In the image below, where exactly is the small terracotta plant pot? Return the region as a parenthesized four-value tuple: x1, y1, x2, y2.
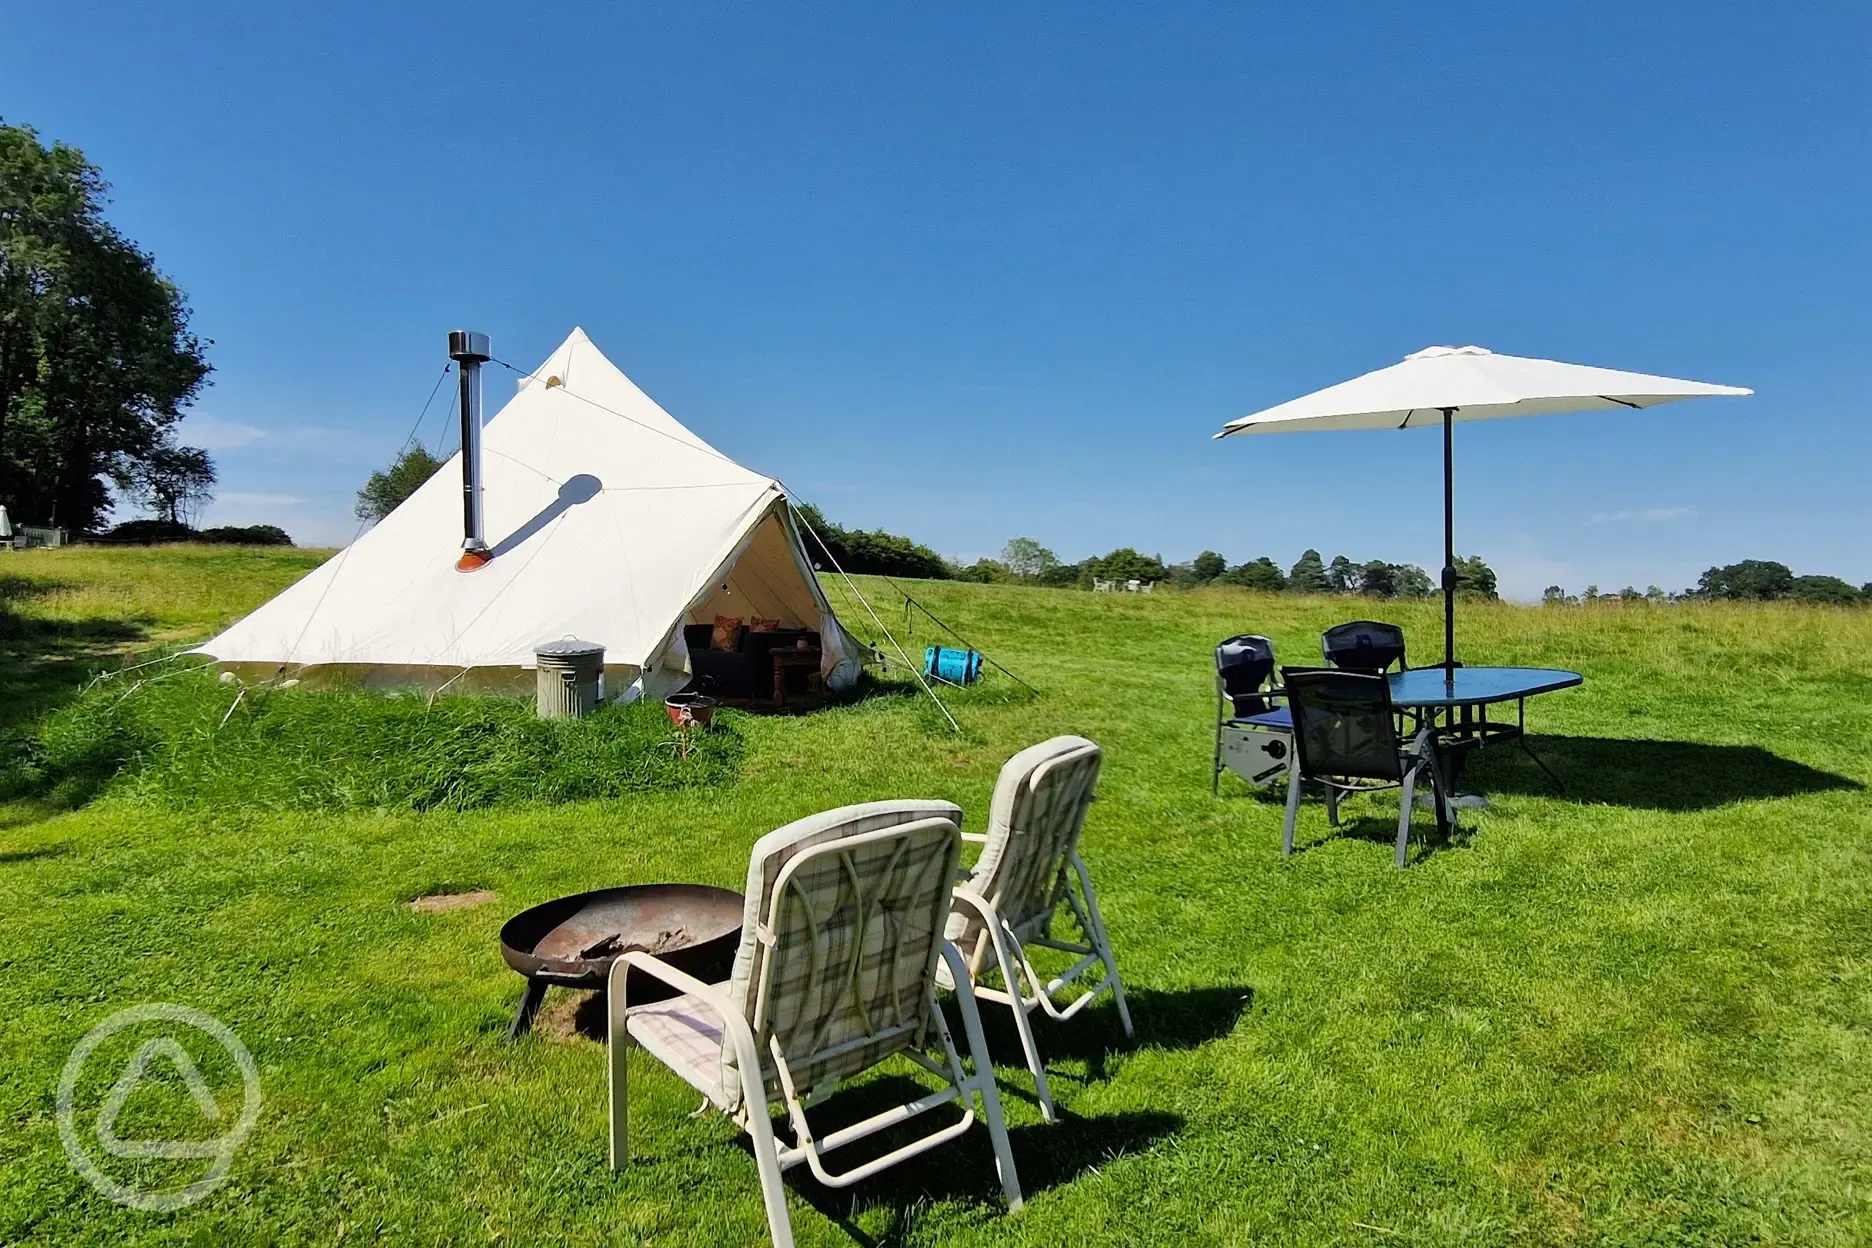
(664, 692, 716, 730)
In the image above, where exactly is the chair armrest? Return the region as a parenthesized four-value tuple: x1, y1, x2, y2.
(955, 832, 988, 879)
(612, 950, 727, 1004)
(1402, 726, 1439, 761)
(950, 886, 997, 925)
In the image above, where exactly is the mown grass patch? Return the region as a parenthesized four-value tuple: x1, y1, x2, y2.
(2, 667, 742, 812)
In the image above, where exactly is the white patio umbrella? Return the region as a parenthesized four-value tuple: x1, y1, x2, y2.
(1214, 345, 1751, 680)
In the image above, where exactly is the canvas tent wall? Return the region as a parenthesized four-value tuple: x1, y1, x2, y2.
(196, 328, 865, 697)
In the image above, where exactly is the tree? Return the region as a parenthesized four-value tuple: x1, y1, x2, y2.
(1392, 563, 1436, 598)
(1583, 584, 1601, 604)
(1542, 585, 1569, 606)
(1087, 547, 1166, 585)
(99, 518, 197, 544)
(1220, 556, 1286, 593)
(1645, 585, 1668, 604)
(843, 529, 951, 579)
(1000, 536, 1059, 581)
(1287, 549, 1328, 595)
(953, 557, 1013, 584)
(1358, 559, 1398, 598)
(1789, 574, 1862, 606)
(1324, 555, 1360, 595)
(1453, 554, 1499, 599)
(355, 443, 445, 523)
(201, 524, 291, 546)
(1, 119, 212, 532)
(1037, 560, 1086, 587)
(789, 502, 951, 579)
(1697, 559, 1794, 601)
(1191, 550, 1227, 583)
(116, 438, 214, 525)
(1618, 585, 1643, 604)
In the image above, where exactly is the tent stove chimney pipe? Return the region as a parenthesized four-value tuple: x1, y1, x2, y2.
(449, 330, 492, 572)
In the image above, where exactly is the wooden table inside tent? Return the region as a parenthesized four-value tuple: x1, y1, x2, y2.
(770, 646, 824, 706)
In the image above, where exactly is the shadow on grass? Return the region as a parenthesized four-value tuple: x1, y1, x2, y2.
(1285, 807, 1463, 868)
(820, 670, 926, 711)
(1471, 734, 1862, 810)
(0, 843, 68, 864)
(785, 1092, 1183, 1246)
(697, 670, 924, 722)
(1, 585, 155, 733)
(585, 984, 1212, 1241)
(969, 984, 1252, 1086)
(0, 572, 82, 603)
(528, 982, 1250, 1062)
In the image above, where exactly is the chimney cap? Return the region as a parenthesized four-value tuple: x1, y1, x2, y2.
(448, 330, 491, 363)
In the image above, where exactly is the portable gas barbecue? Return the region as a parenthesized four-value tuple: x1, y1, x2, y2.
(498, 883, 743, 1039)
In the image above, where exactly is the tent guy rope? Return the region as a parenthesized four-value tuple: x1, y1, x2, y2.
(888, 584, 1038, 695)
(789, 503, 960, 733)
(271, 362, 457, 678)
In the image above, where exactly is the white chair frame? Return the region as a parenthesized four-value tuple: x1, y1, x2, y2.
(608, 820, 1022, 1248)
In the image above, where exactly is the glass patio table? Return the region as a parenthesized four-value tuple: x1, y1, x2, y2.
(1387, 666, 1583, 791)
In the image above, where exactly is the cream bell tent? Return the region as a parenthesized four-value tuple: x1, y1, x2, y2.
(197, 328, 865, 697)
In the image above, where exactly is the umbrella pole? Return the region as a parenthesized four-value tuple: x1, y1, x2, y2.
(1441, 406, 1456, 684)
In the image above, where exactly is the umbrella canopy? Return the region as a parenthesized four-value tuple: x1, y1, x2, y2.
(1216, 345, 1751, 436)
(1214, 345, 1751, 677)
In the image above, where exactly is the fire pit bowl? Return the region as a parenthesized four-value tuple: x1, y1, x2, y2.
(499, 883, 744, 1040)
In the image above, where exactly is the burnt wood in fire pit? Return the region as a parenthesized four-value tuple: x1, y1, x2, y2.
(498, 883, 743, 1040)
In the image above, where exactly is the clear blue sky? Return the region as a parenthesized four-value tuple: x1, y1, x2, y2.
(8, 2, 1868, 598)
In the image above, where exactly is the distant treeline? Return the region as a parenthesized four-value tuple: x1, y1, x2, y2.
(91, 520, 293, 546)
(956, 541, 1500, 600)
(791, 503, 953, 580)
(790, 506, 1498, 599)
(1545, 560, 1871, 607)
(791, 508, 1867, 607)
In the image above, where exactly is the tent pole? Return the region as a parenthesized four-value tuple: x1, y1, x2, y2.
(1441, 406, 1456, 684)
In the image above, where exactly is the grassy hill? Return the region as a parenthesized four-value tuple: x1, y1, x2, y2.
(2, 545, 1869, 1245)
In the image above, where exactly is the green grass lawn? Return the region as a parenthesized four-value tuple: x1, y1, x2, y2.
(2, 545, 1870, 1245)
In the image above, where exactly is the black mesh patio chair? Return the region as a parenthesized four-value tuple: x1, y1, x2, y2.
(1212, 635, 1293, 793)
(1279, 666, 1451, 868)
(1321, 620, 1408, 673)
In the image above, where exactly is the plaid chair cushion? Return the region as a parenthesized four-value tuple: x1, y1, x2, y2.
(946, 737, 1102, 973)
(717, 800, 963, 1108)
(627, 993, 753, 1109)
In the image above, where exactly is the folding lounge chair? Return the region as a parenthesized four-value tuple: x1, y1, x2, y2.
(608, 800, 1021, 1248)
(1321, 620, 1408, 673)
(940, 736, 1133, 1123)
(1280, 667, 1452, 868)
(1213, 634, 1293, 793)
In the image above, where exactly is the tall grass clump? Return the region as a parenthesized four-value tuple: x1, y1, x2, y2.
(1, 667, 741, 811)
